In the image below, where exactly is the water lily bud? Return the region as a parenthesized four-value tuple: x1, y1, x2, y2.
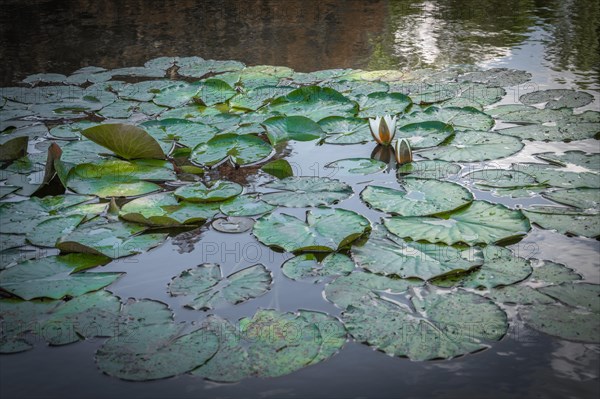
(395, 138, 412, 165)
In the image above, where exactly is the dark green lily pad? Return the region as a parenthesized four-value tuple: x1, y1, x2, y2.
(318, 116, 372, 144)
(119, 192, 221, 226)
(356, 92, 412, 118)
(352, 225, 482, 280)
(396, 121, 454, 149)
(417, 131, 523, 162)
(325, 158, 386, 175)
(168, 263, 272, 310)
(26, 214, 85, 247)
(261, 177, 353, 207)
(520, 89, 594, 109)
(191, 133, 273, 167)
(253, 208, 370, 252)
(396, 160, 461, 180)
(262, 116, 324, 145)
(81, 124, 166, 160)
(174, 180, 242, 202)
(343, 289, 507, 360)
(0, 136, 28, 162)
(261, 159, 294, 179)
(0, 254, 118, 300)
(361, 179, 473, 216)
(219, 195, 275, 216)
(282, 253, 355, 282)
(384, 201, 531, 246)
(268, 86, 357, 121)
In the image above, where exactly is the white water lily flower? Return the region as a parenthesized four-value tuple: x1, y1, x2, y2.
(395, 138, 413, 165)
(369, 115, 397, 145)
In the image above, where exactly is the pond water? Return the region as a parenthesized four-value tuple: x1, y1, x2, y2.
(1, 1, 599, 398)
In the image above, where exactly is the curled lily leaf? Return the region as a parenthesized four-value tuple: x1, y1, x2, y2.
(368, 115, 397, 145)
(395, 138, 413, 165)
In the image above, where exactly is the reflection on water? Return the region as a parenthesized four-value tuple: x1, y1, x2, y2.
(1, 0, 598, 88)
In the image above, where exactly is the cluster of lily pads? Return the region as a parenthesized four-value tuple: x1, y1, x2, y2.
(0, 56, 598, 382)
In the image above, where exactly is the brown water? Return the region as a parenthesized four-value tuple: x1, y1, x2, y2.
(1, 1, 599, 398)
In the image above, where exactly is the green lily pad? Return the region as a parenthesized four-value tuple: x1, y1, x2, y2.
(57, 219, 167, 259)
(211, 217, 254, 233)
(458, 68, 531, 87)
(396, 121, 454, 149)
(282, 253, 355, 282)
(230, 86, 294, 111)
(297, 310, 347, 365)
(542, 188, 599, 210)
(357, 92, 412, 118)
(520, 89, 593, 109)
(514, 163, 599, 189)
(261, 177, 353, 207)
(262, 116, 324, 145)
(268, 86, 357, 121)
(0, 298, 59, 353)
(191, 133, 273, 167)
(522, 206, 600, 238)
(253, 208, 370, 252)
(219, 195, 275, 216)
(96, 322, 219, 381)
(26, 214, 85, 247)
(530, 260, 582, 285)
(487, 104, 573, 124)
(431, 246, 532, 289)
(178, 59, 245, 78)
(324, 271, 421, 309)
(396, 160, 461, 180)
(0, 186, 18, 199)
(325, 158, 386, 175)
(322, 79, 389, 101)
(0, 136, 28, 162)
(261, 159, 294, 179)
(174, 180, 242, 202)
(49, 121, 100, 140)
(318, 116, 372, 144)
(401, 106, 494, 131)
(463, 169, 546, 197)
(141, 118, 218, 149)
(537, 283, 600, 313)
(521, 303, 599, 343)
(0, 254, 118, 300)
(168, 263, 272, 310)
(342, 289, 507, 360)
(152, 82, 202, 108)
(417, 131, 523, 162)
(119, 192, 221, 226)
(81, 124, 165, 160)
(535, 151, 599, 171)
(361, 180, 472, 216)
(384, 201, 531, 246)
(352, 225, 482, 280)
(195, 79, 236, 106)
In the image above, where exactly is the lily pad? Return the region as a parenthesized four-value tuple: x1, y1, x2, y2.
(342, 289, 507, 360)
(401, 106, 494, 131)
(261, 159, 294, 179)
(325, 158, 386, 175)
(141, 118, 217, 149)
(361, 180, 472, 216)
(458, 68, 532, 87)
(174, 180, 242, 202)
(261, 116, 324, 145)
(268, 86, 357, 121)
(396, 121, 454, 149)
(177, 59, 245, 78)
(168, 263, 272, 310)
(487, 104, 572, 124)
(261, 177, 353, 207)
(535, 151, 599, 171)
(195, 79, 236, 106)
(318, 117, 372, 144)
(153, 82, 202, 108)
(49, 121, 100, 140)
(57, 219, 167, 259)
(463, 169, 546, 197)
(521, 303, 599, 343)
(324, 271, 421, 309)
(352, 225, 482, 280)
(417, 131, 523, 162)
(119, 192, 221, 226)
(542, 188, 599, 210)
(211, 217, 254, 233)
(357, 92, 412, 118)
(230, 86, 294, 111)
(0, 136, 28, 161)
(514, 163, 599, 189)
(219, 195, 275, 216)
(191, 133, 273, 167)
(282, 253, 355, 282)
(26, 214, 85, 247)
(253, 208, 370, 252)
(0, 254, 118, 300)
(81, 124, 166, 160)
(384, 201, 531, 246)
(520, 89, 594, 109)
(396, 160, 461, 180)
(522, 206, 600, 238)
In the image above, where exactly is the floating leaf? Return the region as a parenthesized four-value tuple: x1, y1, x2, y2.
(178, 59, 245, 78)
(542, 188, 599, 210)
(0, 299, 59, 353)
(174, 180, 242, 202)
(401, 106, 494, 131)
(268, 86, 357, 121)
(530, 260, 582, 285)
(169, 263, 271, 310)
(487, 104, 572, 124)
(520, 89, 594, 109)
(322, 79, 389, 100)
(352, 225, 482, 280)
(0, 254, 117, 300)
(261, 159, 294, 179)
(191, 133, 273, 167)
(417, 131, 523, 162)
(141, 118, 217, 149)
(119, 192, 220, 226)
(458, 68, 531, 87)
(219, 195, 275, 216)
(325, 158, 386, 175)
(57, 219, 167, 259)
(262, 116, 324, 145)
(535, 151, 599, 171)
(49, 121, 100, 140)
(514, 163, 599, 189)
(282, 253, 355, 282)
(384, 201, 531, 246)
(230, 86, 294, 111)
(195, 79, 236, 106)
(356, 92, 412, 118)
(521, 303, 599, 343)
(253, 208, 370, 252)
(361, 180, 472, 217)
(0, 136, 28, 162)
(26, 214, 84, 247)
(522, 206, 600, 238)
(463, 169, 546, 197)
(81, 124, 165, 160)
(153, 82, 202, 108)
(396, 160, 461, 180)
(318, 116, 372, 144)
(261, 177, 352, 207)
(396, 121, 454, 149)
(211, 217, 254, 233)
(343, 289, 507, 360)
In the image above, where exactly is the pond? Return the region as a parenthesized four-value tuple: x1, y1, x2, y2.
(0, 1, 599, 398)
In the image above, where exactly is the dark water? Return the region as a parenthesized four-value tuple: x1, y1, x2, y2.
(1, 1, 599, 398)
